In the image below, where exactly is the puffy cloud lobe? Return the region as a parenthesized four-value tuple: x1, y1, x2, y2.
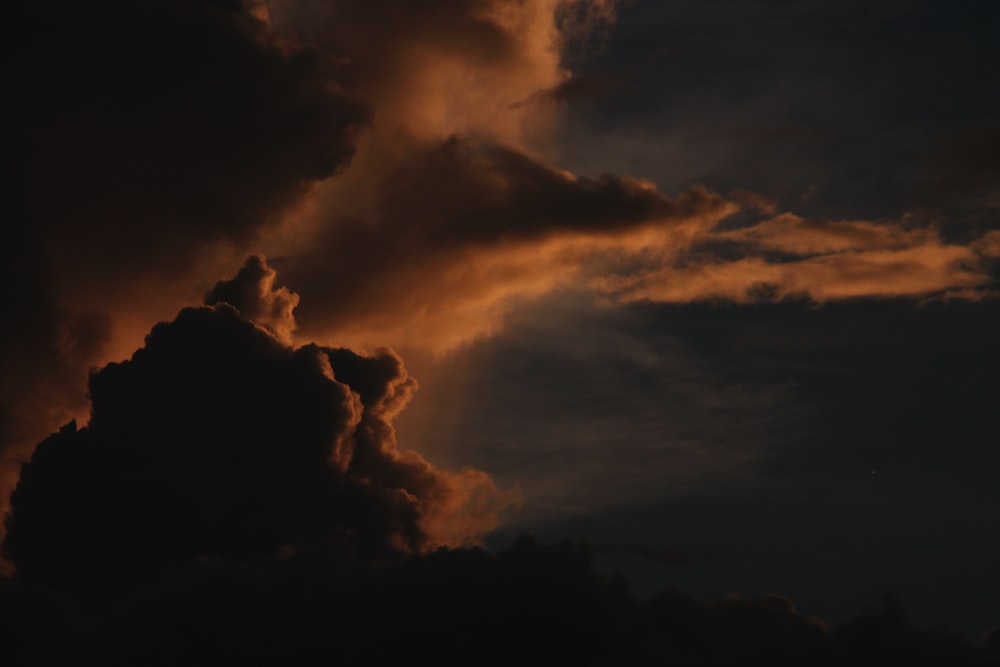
(3, 292, 509, 593)
(205, 255, 299, 343)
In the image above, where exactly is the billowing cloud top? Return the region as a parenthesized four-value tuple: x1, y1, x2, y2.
(4, 258, 511, 593)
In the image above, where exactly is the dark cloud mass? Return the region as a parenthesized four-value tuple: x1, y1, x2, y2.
(0, 0, 367, 534)
(3, 259, 507, 594)
(8, 0, 365, 274)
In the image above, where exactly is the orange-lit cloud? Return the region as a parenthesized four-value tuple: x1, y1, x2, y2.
(4, 259, 515, 591)
(0, 0, 619, 566)
(0, 0, 370, 558)
(263, 0, 617, 145)
(282, 139, 738, 351)
(599, 214, 993, 305)
(714, 213, 939, 255)
(600, 244, 988, 304)
(205, 255, 300, 344)
(278, 143, 997, 350)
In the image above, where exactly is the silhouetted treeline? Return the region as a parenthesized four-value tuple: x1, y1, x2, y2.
(1, 537, 996, 666)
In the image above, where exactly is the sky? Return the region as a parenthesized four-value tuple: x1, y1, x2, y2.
(3, 0, 1000, 662)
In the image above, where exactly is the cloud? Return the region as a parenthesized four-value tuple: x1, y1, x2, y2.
(603, 244, 987, 304)
(283, 138, 738, 351)
(205, 255, 300, 343)
(714, 213, 939, 255)
(0, 0, 369, 548)
(278, 137, 998, 351)
(264, 0, 614, 143)
(0, 0, 626, 571)
(0, 0, 626, 478)
(599, 214, 994, 305)
(3, 264, 512, 593)
(8, 0, 366, 288)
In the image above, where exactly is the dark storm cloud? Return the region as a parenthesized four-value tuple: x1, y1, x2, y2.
(7, 0, 366, 283)
(3, 270, 507, 594)
(0, 0, 368, 529)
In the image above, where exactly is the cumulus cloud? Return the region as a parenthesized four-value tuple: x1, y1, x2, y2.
(3, 262, 512, 593)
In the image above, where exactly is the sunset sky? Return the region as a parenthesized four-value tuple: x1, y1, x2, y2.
(3, 0, 1000, 659)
